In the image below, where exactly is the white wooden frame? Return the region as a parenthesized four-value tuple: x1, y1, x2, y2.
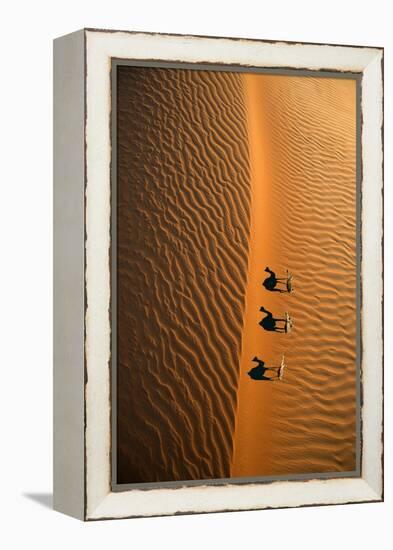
(53, 28, 383, 521)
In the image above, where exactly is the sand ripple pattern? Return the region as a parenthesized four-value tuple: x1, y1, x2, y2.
(255, 76, 357, 474)
(116, 67, 251, 483)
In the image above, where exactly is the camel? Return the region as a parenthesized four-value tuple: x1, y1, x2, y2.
(258, 306, 290, 333)
(247, 356, 286, 381)
(262, 267, 293, 293)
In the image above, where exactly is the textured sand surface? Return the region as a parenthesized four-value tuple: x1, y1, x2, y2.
(116, 67, 358, 484)
(116, 67, 251, 483)
(232, 74, 357, 477)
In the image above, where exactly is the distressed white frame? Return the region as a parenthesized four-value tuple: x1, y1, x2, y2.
(55, 29, 384, 521)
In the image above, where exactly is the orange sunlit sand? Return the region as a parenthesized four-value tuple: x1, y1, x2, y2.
(232, 74, 357, 477)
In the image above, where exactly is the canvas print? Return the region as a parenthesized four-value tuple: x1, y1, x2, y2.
(113, 65, 359, 485)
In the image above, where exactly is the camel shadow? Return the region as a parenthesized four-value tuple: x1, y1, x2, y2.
(258, 306, 289, 333)
(262, 267, 291, 293)
(248, 356, 281, 381)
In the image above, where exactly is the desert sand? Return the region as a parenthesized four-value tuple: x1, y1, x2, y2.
(116, 67, 251, 483)
(116, 66, 357, 484)
(231, 74, 357, 477)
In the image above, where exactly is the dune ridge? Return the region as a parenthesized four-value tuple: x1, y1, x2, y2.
(116, 67, 252, 483)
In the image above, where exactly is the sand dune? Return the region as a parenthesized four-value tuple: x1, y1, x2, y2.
(116, 67, 251, 483)
(231, 75, 357, 477)
(116, 67, 358, 484)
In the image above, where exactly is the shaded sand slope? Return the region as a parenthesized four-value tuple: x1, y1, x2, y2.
(232, 75, 357, 477)
(116, 67, 251, 483)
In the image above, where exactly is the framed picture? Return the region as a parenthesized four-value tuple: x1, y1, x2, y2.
(53, 28, 383, 520)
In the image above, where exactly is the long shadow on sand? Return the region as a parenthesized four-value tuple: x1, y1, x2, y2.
(262, 267, 289, 292)
(248, 357, 280, 381)
(258, 306, 287, 333)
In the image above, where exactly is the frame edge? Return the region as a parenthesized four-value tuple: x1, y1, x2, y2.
(53, 29, 86, 521)
(83, 30, 384, 520)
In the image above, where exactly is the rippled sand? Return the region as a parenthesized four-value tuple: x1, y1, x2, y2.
(116, 67, 251, 483)
(232, 74, 357, 477)
(116, 67, 357, 484)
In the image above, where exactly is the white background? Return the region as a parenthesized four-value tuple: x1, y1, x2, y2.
(0, 0, 391, 548)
